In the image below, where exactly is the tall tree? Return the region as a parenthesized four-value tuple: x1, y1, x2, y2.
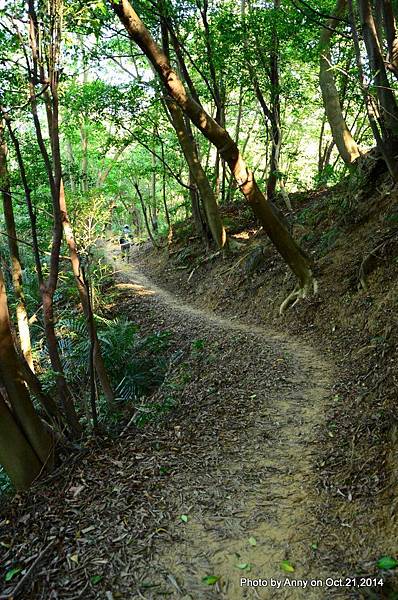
(319, 0, 360, 164)
(110, 0, 316, 309)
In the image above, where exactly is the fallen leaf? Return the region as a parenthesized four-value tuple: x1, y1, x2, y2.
(281, 560, 295, 573)
(236, 563, 251, 571)
(377, 556, 398, 570)
(202, 575, 219, 585)
(5, 567, 22, 582)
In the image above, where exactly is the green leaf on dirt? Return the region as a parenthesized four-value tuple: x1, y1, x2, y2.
(248, 536, 257, 546)
(236, 563, 251, 571)
(377, 556, 398, 570)
(281, 560, 295, 573)
(180, 514, 189, 523)
(5, 567, 22, 582)
(310, 543, 318, 551)
(202, 575, 220, 585)
(90, 575, 103, 585)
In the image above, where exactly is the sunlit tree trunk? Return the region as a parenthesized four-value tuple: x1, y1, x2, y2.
(0, 120, 34, 371)
(111, 0, 315, 305)
(320, 0, 360, 164)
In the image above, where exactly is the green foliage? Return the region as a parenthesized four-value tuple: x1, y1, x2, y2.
(314, 165, 341, 188)
(38, 315, 172, 417)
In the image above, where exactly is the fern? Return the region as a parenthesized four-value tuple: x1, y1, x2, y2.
(36, 314, 171, 412)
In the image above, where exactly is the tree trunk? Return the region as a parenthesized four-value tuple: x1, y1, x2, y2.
(111, 0, 315, 305)
(0, 266, 53, 469)
(166, 99, 227, 249)
(320, 0, 360, 164)
(0, 120, 34, 371)
(0, 390, 43, 491)
(190, 178, 209, 245)
(134, 181, 160, 247)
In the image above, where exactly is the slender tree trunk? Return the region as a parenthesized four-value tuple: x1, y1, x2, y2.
(0, 120, 34, 371)
(82, 268, 99, 430)
(151, 148, 158, 231)
(4, 119, 64, 425)
(111, 0, 315, 304)
(358, 0, 398, 149)
(267, 0, 282, 200)
(320, 0, 360, 164)
(134, 181, 160, 247)
(160, 139, 172, 241)
(59, 181, 115, 408)
(5, 118, 43, 283)
(226, 84, 244, 202)
(80, 124, 89, 192)
(348, 0, 398, 180)
(382, 0, 398, 79)
(190, 178, 209, 245)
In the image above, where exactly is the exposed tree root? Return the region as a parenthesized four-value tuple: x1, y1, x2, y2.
(279, 278, 318, 315)
(358, 233, 398, 290)
(187, 250, 223, 282)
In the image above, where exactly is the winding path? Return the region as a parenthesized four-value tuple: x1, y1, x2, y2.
(110, 246, 336, 599)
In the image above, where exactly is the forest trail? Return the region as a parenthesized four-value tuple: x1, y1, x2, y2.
(108, 245, 337, 599)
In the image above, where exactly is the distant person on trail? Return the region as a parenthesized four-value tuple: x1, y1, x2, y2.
(120, 225, 131, 262)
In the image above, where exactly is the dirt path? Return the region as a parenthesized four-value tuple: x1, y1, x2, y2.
(110, 248, 338, 599)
